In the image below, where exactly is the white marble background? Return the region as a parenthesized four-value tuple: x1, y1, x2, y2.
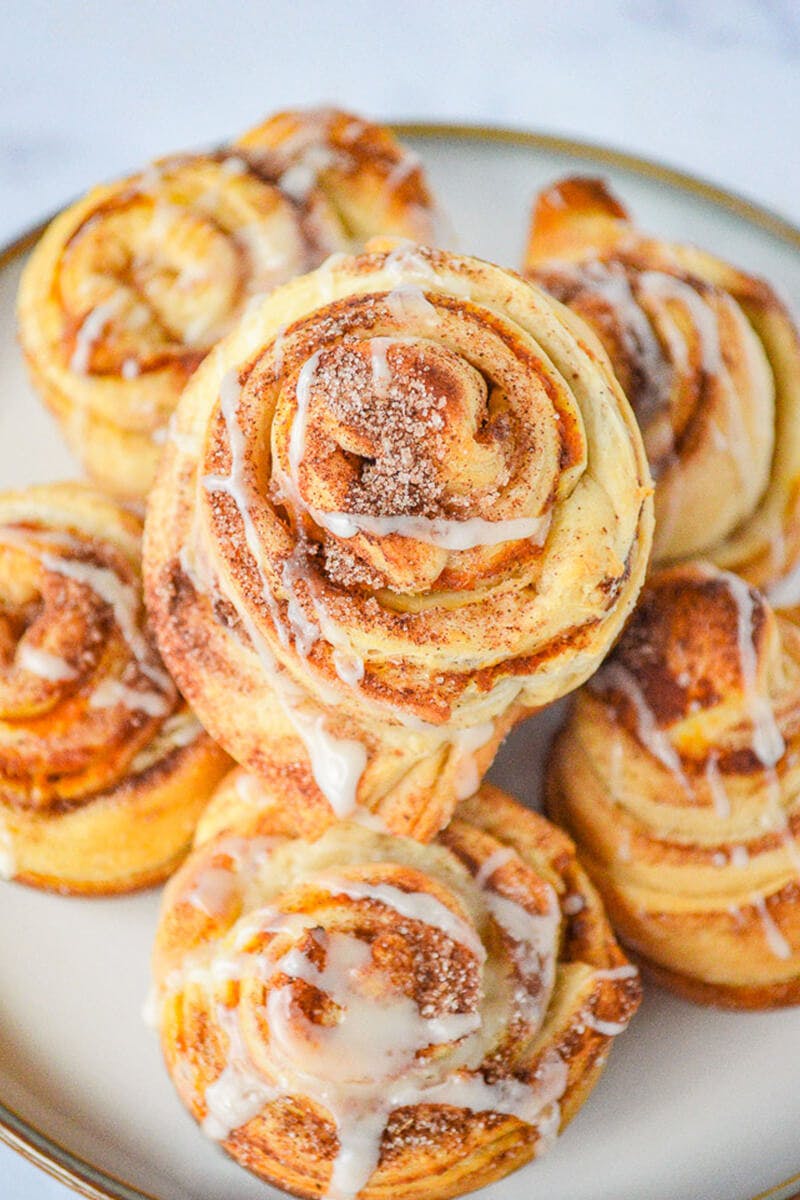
(1, 0, 799, 1195)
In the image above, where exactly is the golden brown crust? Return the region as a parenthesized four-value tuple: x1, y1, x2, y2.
(0, 482, 230, 893)
(234, 107, 442, 246)
(143, 242, 652, 839)
(546, 560, 800, 1008)
(17, 109, 443, 500)
(524, 176, 800, 587)
(151, 783, 640, 1199)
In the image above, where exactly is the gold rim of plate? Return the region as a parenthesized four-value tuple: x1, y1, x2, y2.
(1, 119, 800, 1200)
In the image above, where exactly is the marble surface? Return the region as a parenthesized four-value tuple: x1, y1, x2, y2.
(1, 1, 799, 1197)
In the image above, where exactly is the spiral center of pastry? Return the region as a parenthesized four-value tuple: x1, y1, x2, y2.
(294, 339, 508, 516)
(266, 296, 573, 596)
(58, 157, 336, 374)
(250, 861, 484, 1089)
(266, 924, 479, 1087)
(0, 521, 176, 807)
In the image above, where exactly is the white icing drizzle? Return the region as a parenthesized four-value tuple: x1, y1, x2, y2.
(583, 1012, 631, 1037)
(474, 847, 515, 888)
(554, 261, 673, 424)
(187, 836, 276, 922)
(616, 826, 632, 862)
(722, 571, 785, 766)
(638, 272, 755, 485)
(279, 145, 337, 202)
(313, 509, 552, 550)
(704, 753, 731, 819)
(385, 285, 439, 326)
(204, 367, 291, 647)
(598, 662, 691, 790)
(121, 357, 140, 380)
(129, 711, 203, 773)
(202, 1001, 276, 1139)
(186, 867, 240, 918)
(277, 321, 529, 569)
(369, 336, 397, 396)
(752, 894, 792, 960)
(384, 149, 421, 194)
(316, 252, 348, 304)
(221, 155, 248, 176)
(281, 546, 365, 687)
(282, 551, 320, 658)
(729, 845, 750, 868)
(485, 890, 558, 996)
(14, 643, 76, 681)
(451, 722, 497, 800)
(69, 294, 124, 374)
(202, 368, 368, 820)
(383, 243, 471, 297)
(39, 552, 172, 692)
(196, 874, 569, 1199)
(594, 964, 638, 982)
(637, 271, 723, 375)
(0, 529, 172, 716)
(89, 677, 170, 717)
(317, 876, 485, 961)
(285, 710, 367, 819)
(561, 893, 585, 916)
(269, 932, 479, 1082)
(477, 863, 560, 1029)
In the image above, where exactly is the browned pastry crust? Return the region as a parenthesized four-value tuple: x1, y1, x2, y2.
(546, 560, 800, 1007)
(0, 482, 230, 893)
(524, 176, 800, 587)
(234, 107, 443, 246)
(17, 108, 443, 499)
(151, 783, 640, 1199)
(144, 242, 653, 841)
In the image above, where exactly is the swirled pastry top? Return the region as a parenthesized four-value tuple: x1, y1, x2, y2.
(144, 243, 653, 820)
(151, 785, 640, 1200)
(547, 561, 800, 1004)
(0, 482, 186, 812)
(17, 109, 442, 498)
(524, 176, 800, 585)
(234, 107, 442, 245)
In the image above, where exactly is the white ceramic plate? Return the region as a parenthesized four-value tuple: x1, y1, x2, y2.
(2, 125, 800, 1200)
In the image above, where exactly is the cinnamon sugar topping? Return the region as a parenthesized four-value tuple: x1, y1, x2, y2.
(310, 342, 449, 518)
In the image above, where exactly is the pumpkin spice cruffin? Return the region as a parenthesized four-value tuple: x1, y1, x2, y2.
(547, 561, 800, 1008)
(524, 175, 800, 589)
(143, 241, 653, 843)
(149, 782, 640, 1200)
(17, 107, 442, 499)
(16, 107, 795, 1200)
(0, 482, 230, 894)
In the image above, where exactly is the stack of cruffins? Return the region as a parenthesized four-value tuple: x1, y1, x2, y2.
(3, 107, 799, 1199)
